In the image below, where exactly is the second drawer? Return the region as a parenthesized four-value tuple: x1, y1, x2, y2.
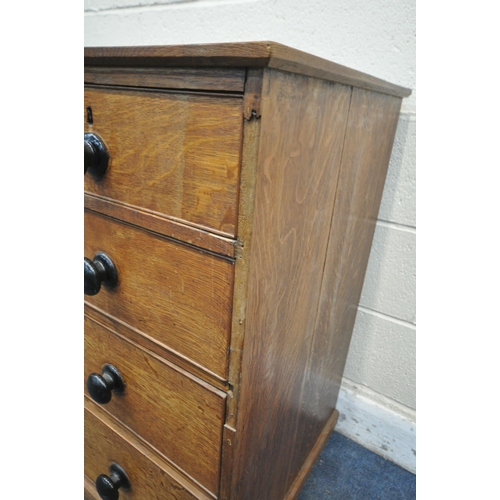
(84, 315, 226, 494)
(84, 210, 234, 379)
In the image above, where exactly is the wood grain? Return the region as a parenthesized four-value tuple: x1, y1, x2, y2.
(85, 67, 245, 92)
(83, 45, 410, 500)
(85, 42, 271, 69)
(227, 69, 352, 500)
(85, 315, 226, 494)
(84, 42, 411, 97)
(218, 425, 236, 500)
(295, 89, 403, 466)
(242, 69, 264, 120)
(284, 410, 339, 500)
(84, 399, 213, 500)
(223, 69, 264, 433)
(84, 194, 236, 259)
(84, 475, 99, 500)
(84, 210, 234, 379)
(84, 303, 229, 390)
(266, 43, 411, 97)
(84, 87, 243, 237)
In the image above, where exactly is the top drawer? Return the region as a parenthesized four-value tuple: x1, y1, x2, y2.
(84, 87, 243, 237)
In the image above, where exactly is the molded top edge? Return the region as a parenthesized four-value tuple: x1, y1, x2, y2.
(84, 41, 411, 98)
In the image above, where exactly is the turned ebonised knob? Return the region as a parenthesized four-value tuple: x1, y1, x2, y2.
(87, 363, 125, 405)
(96, 463, 131, 500)
(85, 132, 109, 177)
(84, 252, 118, 296)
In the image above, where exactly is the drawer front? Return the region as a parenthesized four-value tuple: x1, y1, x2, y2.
(84, 210, 234, 379)
(84, 402, 212, 500)
(84, 87, 243, 237)
(85, 316, 226, 494)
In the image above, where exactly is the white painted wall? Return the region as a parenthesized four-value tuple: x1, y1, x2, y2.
(85, 0, 416, 471)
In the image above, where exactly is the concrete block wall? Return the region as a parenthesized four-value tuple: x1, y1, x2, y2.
(85, 0, 416, 472)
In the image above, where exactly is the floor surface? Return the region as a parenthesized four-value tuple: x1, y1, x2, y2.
(297, 432, 416, 499)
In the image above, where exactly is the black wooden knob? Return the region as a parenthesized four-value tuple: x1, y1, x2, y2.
(96, 463, 131, 500)
(84, 252, 118, 296)
(85, 132, 109, 177)
(87, 364, 125, 405)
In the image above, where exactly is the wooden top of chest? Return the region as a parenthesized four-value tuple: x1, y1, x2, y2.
(84, 41, 411, 98)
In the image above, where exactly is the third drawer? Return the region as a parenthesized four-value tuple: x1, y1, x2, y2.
(84, 314, 226, 495)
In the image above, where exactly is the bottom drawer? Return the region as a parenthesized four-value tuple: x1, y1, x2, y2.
(84, 400, 212, 500)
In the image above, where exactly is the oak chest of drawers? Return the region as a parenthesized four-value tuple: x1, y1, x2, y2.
(84, 42, 410, 500)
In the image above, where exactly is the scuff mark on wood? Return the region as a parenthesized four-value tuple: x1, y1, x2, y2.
(243, 68, 264, 120)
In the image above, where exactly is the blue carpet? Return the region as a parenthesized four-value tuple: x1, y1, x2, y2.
(297, 432, 416, 500)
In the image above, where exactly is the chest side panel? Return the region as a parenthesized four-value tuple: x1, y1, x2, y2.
(228, 69, 352, 500)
